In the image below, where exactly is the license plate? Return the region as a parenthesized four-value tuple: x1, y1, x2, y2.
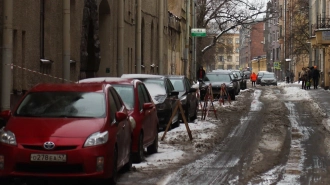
(30, 154, 67, 162)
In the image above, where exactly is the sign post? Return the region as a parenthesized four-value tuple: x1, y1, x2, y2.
(191, 28, 206, 37)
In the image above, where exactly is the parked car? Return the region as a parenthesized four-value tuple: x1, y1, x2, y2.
(166, 75, 198, 122)
(121, 74, 179, 130)
(78, 77, 159, 163)
(243, 71, 251, 79)
(0, 83, 132, 185)
(231, 70, 247, 90)
(256, 71, 270, 84)
(199, 70, 239, 101)
(260, 72, 278, 86)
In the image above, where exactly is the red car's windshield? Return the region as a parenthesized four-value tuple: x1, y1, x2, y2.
(15, 92, 106, 118)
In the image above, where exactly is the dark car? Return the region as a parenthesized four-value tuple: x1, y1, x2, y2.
(166, 75, 198, 122)
(243, 71, 251, 79)
(0, 83, 132, 185)
(78, 77, 159, 163)
(256, 71, 270, 84)
(231, 70, 246, 90)
(260, 72, 277, 86)
(121, 74, 179, 131)
(199, 71, 239, 101)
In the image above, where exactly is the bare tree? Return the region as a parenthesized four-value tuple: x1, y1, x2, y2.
(195, 0, 270, 66)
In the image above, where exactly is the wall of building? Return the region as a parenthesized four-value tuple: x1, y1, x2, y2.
(250, 22, 266, 60)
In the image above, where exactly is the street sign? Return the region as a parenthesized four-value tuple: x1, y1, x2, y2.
(191, 28, 206, 37)
(274, 62, 281, 69)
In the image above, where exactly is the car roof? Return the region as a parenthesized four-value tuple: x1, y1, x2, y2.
(78, 77, 137, 85)
(207, 71, 231, 74)
(165, 75, 185, 79)
(30, 83, 105, 92)
(121, 74, 165, 79)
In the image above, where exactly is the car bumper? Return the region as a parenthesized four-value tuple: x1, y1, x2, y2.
(260, 82, 277, 86)
(0, 141, 114, 179)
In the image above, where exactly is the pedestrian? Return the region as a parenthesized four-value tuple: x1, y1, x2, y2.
(196, 66, 206, 81)
(290, 70, 295, 83)
(298, 71, 301, 84)
(299, 67, 307, 89)
(312, 66, 320, 89)
(250, 72, 257, 87)
(285, 69, 290, 83)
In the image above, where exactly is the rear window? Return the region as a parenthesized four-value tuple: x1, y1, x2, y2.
(263, 73, 275, 78)
(112, 85, 134, 110)
(15, 92, 106, 118)
(204, 74, 231, 82)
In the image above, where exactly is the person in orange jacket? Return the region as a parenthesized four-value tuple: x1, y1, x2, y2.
(250, 72, 257, 87)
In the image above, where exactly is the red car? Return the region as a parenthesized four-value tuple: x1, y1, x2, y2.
(79, 78, 159, 163)
(0, 83, 132, 184)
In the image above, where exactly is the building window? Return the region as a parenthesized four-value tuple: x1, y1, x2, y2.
(227, 38, 233, 44)
(219, 56, 224, 62)
(235, 38, 239, 44)
(218, 65, 224, 69)
(227, 56, 232, 62)
(40, 59, 53, 74)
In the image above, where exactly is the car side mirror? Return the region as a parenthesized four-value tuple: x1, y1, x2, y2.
(115, 112, 127, 123)
(0, 110, 11, 121)
(169, 91, 179, 96)
(188, 88, 197, 93)
(0, 110, 11, 128)
(143, 102, 153, 110)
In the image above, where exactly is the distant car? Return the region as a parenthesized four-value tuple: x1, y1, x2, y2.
(78, 77, 159, 163)
(257, 71, 270, 84)
(231, 70, 247, 90)
(166, 75, 198, 122)
(260, 72, 277, 86)
(199, 70, 239, 101)
(243, 71, 251, 79)
(121, 74, 179, 131)
(0, 83, 132, 185)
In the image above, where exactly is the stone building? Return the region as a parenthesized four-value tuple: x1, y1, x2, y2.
(215, 33, 240, 70)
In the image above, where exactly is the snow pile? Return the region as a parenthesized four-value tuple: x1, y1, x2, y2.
(282, 86, 311, 100)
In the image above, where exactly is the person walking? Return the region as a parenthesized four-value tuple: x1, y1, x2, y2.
(299, 67, 307, 89)
(312, 66, 320, 89)
(250, 72, 257, 87)
(196, 66, 206, 80)
(290, 70, 295, 83)
(285, 69, 290, 83)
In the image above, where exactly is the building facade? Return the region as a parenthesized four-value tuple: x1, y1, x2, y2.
(215, 33, 240, 70)
(0, 0, 195, 110)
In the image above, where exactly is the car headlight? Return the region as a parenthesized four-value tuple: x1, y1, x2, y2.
(84, 131, 108, 147)
(154, 95, 166, 103)
(0, 129, 17, 145)
(129, 116, 136, 131)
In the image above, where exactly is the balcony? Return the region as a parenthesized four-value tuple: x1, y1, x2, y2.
(314, 15, 330, 45)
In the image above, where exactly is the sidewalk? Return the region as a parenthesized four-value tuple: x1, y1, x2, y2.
(306, 87, 330, 116)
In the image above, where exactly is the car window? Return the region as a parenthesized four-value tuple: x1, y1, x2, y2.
(141, 84, 151, 103)
(263, 73, 276, 78)
(137, 84, 145, 110)
(110, 88, 123, 111)
(108, 90, 117, 123)
(113, 85, 134, 110)
(15, 92, 106, 118)
(204, 74, 231, 82)
(169, 79, 185, 91)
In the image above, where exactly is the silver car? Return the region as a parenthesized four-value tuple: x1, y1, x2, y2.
(260, 72, 277, 86)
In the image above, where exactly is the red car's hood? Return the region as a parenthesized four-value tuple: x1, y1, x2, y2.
(5, 117, 106, 138)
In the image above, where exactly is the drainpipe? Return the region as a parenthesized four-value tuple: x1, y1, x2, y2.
(63, 0, 70, 83)
(136, 0, 141, 73)
(117, 0, 124, 76)
(191, 0, 195, 80)
(40, 0, 45, 59)
(158, 0, 164, 74)
(1, 0, 13, 111)
(185, 0, 190, 76)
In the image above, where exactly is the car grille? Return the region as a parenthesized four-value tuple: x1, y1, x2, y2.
(22, 145, 78, 151)
(15, 163, 84, 174)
